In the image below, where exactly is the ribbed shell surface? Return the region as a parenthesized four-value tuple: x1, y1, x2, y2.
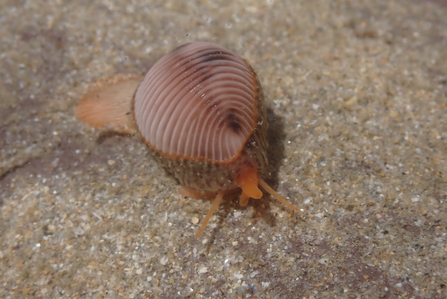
(134, 42, 258, 163)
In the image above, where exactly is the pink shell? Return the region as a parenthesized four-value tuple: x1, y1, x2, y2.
(133, 42, 268, 192)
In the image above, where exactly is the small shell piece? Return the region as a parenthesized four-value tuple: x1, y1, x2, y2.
(75, 42, 299, 237)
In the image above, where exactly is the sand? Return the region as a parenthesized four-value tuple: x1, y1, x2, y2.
(1, 0, 446, 298)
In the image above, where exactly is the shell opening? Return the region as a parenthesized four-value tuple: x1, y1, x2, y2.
(195, 191, 224, 237)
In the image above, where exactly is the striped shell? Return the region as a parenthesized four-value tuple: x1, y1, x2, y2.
(134, 42, 268, 193)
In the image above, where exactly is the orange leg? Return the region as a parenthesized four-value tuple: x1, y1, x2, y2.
(259, 179, 299, 211)
(195, 191, 225, 237)
(236, 165, 299, 211)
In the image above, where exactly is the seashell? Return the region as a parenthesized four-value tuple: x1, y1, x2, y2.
(76, 42, 299, 237)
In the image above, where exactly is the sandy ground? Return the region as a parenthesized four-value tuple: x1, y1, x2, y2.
(1, 0, 447, 298)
